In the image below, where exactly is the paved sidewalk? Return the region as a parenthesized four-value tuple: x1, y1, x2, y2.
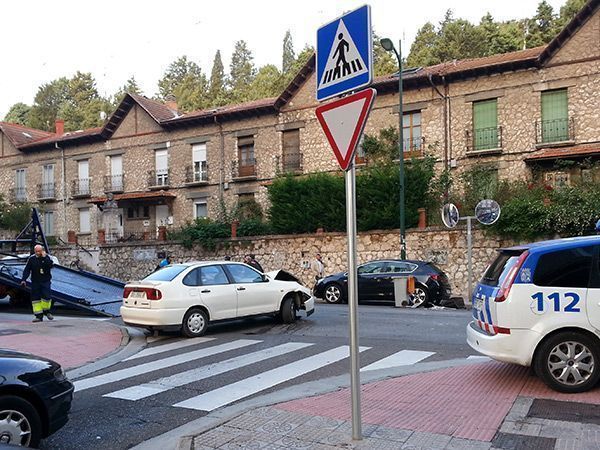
(184, 361, 600, 450)
(0, 316, 125, 370)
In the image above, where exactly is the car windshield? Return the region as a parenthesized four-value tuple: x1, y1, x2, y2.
(482, 251, 524, 286)
(143, 265, 188, 282)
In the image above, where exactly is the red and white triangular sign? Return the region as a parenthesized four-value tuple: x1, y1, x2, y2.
(316, 88, 376, 171)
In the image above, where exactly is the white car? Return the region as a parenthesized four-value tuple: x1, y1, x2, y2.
(121, 261, 315, 337)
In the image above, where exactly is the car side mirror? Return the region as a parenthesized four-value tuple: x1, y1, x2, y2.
(262, 274, 269, 282)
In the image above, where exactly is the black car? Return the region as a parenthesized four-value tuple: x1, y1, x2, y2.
(0, 350, 73, 448)
(313, 259, 452, 307)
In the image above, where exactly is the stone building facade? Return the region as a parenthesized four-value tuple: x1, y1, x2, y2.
(0, 1, 598, 245)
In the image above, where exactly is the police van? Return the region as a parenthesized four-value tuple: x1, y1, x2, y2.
(467, 236, 600, 393)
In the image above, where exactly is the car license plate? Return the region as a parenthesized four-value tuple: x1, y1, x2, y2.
(129, 291, 145, 299)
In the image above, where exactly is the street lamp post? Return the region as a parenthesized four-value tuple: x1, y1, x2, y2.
(380, 38, 406, 259)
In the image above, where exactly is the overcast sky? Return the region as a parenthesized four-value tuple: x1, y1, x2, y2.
(0, 0, 566, 119)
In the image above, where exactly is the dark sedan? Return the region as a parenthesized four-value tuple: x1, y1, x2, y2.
(313, 259, 452, 307)
(0, 350, 73, 448)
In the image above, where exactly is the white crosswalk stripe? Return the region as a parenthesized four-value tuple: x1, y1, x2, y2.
(74, 339, 260, 392)
(104, 342, 314, 401)
(124, 337, 215, 361)
(361, 350, 435, 372)
(173, 345, 370, 412)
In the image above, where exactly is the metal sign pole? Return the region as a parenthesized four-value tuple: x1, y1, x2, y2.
(345, 162, 362, 440)
(467, 216, 473, 302)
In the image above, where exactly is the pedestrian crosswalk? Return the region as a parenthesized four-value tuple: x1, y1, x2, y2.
(74, 337, 479, 413)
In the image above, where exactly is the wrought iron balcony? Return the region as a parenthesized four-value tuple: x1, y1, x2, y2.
(231, 159, 256, 179)
(466, 126, 503, 153)
(185, 164, 208, 184)
(37, 183, 56, 200)
(9, 187, 27, 203)
(104, 174, 124, 193)
(402, 136, 426, 157)
(148, 169, 170, 188)
(276, 153, 303, 174)
(536, 117, 575, 144)
(71, 178, 91, 197)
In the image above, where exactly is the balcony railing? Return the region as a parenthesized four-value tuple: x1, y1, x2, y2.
(231, 159, 256, 179)
(536, 117, 575, 144)
(185, 164, 208, 184)
(402, 136, 425, 157)
(10, 187, 27, 203)
(71, 178, 91, 197)
(37, 183, 56, 200)
(148, 169, 170, 188)
(104, 174, 124, 193)
(276, 153, 303, 174)
(466, 126, 503, 152)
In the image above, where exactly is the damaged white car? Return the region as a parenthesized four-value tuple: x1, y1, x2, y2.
(121, 261, 315, 337)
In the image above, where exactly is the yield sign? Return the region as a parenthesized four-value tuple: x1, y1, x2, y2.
(315, 88, 376, 171)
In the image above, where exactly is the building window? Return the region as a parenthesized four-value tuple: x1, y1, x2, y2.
(402, 111, 422, 152)
(237, 136, 255, 177)
(155, 149, 169, 186)
(42, 211, 54, 236)
(472, 99, 499, 150)
(545, 171, 570, 188)
(41, 164, 55, 198)
(109, 155, 124, 191)
(541, 89, 569, 143)
(79, 208, 91, 233)
(282, 129, 301, 171)
(127, 206, 150, 219)
(14, 169, 26, 201)
(194, 201, 208, 219)
(192, 143, 208, 182)
(77, 160, 90, 195)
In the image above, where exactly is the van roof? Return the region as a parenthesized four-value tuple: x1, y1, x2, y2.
(503, 235, 600, 254)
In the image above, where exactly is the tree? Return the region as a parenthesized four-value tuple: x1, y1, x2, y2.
(527, 0, 557, 48)
(113, 76, 143, 106)
(406, 22, 439, 67)
(173, 72, 209, 112)
(434, 17, 487, 62)
(282, 30, 296, 74)
(28, 77, 70, 131)
(157, 56, 205, 100)
(208, 50, 228, 107)
(249, 64, 283, 99)
(3, 103, 31, 126)
(228, 40, 257, 103)
(556, 0, 587, 29)
(58, 72, 112, 131)
(479, 13, 523, 56)
(373, 32, 397, 76)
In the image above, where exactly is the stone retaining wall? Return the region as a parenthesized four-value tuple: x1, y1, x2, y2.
(51, 226, 523, 302)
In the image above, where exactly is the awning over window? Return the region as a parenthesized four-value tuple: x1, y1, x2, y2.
(89, 190, 176, 204)
(525, 143, 600, 163)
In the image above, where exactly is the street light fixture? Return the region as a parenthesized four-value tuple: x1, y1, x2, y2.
(380, 38, 406, 259)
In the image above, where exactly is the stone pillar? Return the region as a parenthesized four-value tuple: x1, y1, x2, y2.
(231, 220, 239, 239)
(97, 229, 106, 244)
(418, 208, 427, 229)
(67, 230, 77, 244)
(157, 226, 167, 241)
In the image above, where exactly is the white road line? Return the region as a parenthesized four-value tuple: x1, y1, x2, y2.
(361, 350, 435, 372)
(467, 355, 491, 361)
(125, 337, 215, 361)
(174, 345, 370, 412)
(105, 342, 313, 401)
(74, 339, 261, 392)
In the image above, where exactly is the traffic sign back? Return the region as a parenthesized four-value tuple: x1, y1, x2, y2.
(316, 5, 372, 102)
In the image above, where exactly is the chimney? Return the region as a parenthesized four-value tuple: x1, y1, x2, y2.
(165, 94, 178, 112)
(55, 119, 65, 135)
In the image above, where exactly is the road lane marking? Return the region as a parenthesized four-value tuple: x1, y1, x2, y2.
(173, 345, 370, 411)
(125, 337, 215, 361)
(74, 339, 261, 392)
(467, 355, 491, 361)
(105, 342, 314, 400)
(361, 350, 435, 372)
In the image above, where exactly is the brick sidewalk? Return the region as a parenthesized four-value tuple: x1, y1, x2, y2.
(0, 318, 124, 369)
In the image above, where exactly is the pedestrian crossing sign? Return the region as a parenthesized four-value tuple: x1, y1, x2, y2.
(316, 5, 372, 102)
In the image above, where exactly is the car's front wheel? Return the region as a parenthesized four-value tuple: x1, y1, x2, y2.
(182, 308, 208, 337)
(535, 331, 600, 393)
(281, 296, 297, 323)
(0, 395, 42, 448)
(323, 283, 344, 304)
(411, 285, 430, 308)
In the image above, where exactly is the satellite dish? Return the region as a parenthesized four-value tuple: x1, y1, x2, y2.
(475, 199, 501, 225)
(441, 203, 460, 228)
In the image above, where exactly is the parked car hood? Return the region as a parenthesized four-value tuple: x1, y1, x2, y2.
(266, 270, 302, 284)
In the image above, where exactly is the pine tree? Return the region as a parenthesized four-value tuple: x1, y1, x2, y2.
(208, 50, 228, 107)
(373, 32, 397, 76)
(157, 56, 204, 100)
(3, 103, 31, 126)
(526, 0, 557, 48)
(282, 31, 296, 74)
(406, 22, 439, 67)
(113, 76, 143, 106)
(249, 65, 283, 99)
(229, 40, 257, 103)
(28, 77, 70, 131)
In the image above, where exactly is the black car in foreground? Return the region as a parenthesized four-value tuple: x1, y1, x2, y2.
(313, 259, 452, 307)
(0, 350, 73, 448)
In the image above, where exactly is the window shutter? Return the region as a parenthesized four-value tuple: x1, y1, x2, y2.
(541, 89, 568, 121)
(282, 129, 300, 155)
(473, 99, 497, 130)
(192, 143, 206, 163)
(237, 136, 254, 147)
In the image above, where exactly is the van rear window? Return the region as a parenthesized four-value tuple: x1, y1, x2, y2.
(481, 250, 524, 286)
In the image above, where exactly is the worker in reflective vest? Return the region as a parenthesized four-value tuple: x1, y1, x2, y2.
(20, 245, 54, 322)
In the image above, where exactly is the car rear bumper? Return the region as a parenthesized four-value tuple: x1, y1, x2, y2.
(466, 321, 540, 366)
(121, 305, 186, 328)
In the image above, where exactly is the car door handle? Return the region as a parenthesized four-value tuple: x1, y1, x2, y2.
(201, 289, 211, 293)
(237, 286, 246, 291)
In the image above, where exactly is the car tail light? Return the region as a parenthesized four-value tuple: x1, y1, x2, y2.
(124, 287, 162, 300)
(495, 251, 529, 303)
(430, 274, 439, 280)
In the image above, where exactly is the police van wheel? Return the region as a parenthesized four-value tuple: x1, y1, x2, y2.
(535, 332, 600, 393)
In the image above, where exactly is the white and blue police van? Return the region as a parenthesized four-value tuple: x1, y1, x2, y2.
(467, 235, 600, 393)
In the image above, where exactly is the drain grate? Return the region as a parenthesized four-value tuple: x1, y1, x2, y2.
(528, 398, 600, 425)
(492, 432, 555, 450)
(0, 329, 31, 336)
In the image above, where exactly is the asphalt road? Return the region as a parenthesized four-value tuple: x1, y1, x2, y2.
(42, 303, 473, 450)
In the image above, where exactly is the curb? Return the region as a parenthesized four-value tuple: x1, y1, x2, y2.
(66, 324, 147, 380)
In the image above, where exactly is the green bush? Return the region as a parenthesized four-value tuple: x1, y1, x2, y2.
(237, 219, 272, 237)
(0, 202, 34, 231)
(169, 218, 231, 249)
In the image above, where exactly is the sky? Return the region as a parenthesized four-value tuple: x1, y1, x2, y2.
(0, 0, 567, 120)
